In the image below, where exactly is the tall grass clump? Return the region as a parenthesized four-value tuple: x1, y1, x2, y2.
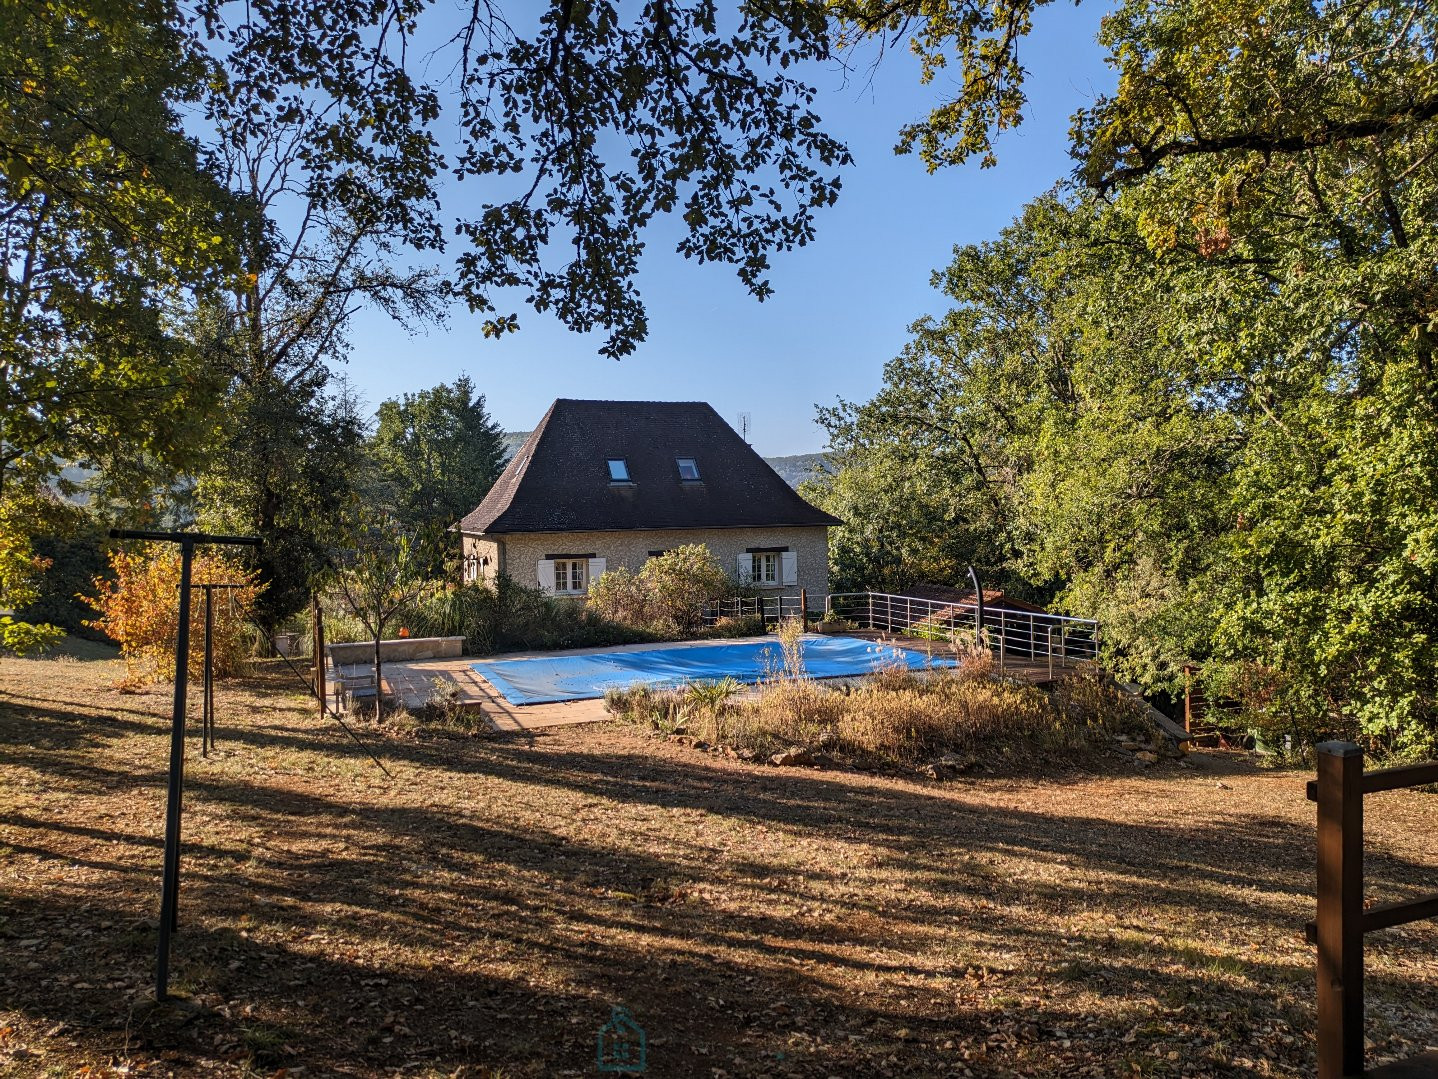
(836, 671, 1052, 764)
(605, 622, 1143, 771)
(1047, 663, 1149, 738)
(603, 684, 691, 734)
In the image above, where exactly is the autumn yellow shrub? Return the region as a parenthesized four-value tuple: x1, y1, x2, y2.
(84, 545, 264, 686)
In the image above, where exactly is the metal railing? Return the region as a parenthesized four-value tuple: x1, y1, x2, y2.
(823, 591, 1100, 669)
(701, 594, 804, 626)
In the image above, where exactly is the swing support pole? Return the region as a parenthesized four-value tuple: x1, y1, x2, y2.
(189, 582, 246, 757)
(109, 529, 261, 1003)
(201, 585, 213, 757)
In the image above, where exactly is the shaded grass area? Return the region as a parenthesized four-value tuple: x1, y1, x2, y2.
(1, 654, 1436, 1077)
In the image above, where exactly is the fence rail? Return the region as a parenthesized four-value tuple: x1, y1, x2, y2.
(699, 591, 1100, 671)
(824, 591, 1099, 669)
(701, 594, 805, 626)
(1304, 743, 1438, 1079)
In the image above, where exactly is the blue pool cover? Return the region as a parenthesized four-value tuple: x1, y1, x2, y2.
(471, 635, 957, 705)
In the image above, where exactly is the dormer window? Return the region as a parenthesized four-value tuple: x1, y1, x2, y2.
(676, 457, 700, 481)
(607, 459, 630, 482)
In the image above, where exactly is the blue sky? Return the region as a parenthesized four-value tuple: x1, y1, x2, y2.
(344, 5, 1116, 456)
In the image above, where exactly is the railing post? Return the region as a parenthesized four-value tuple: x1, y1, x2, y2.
(1315, 741, 1364, 1079)
(1183, 664, 1194, 734)
(800, 588, 808, 631)
(998, 611, 1007, 674)
(1047, 627, 1054, 680)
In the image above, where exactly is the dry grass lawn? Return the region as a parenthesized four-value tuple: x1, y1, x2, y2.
(1, 651, 1435, 1077)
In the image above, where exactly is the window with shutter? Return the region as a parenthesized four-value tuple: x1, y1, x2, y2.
(751, 552, 779, 585)
(736, 554, 753, 584)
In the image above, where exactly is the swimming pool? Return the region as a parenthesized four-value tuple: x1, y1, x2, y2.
(471, 635, 956, 706)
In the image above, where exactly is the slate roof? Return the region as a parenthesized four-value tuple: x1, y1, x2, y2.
(458, 399, 842, 535)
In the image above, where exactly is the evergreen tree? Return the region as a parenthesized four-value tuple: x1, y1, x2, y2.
(370, 377, 506, 533)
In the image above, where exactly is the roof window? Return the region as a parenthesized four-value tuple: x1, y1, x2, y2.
(607, 458, 630, 482)
(676, 457, 700, 481)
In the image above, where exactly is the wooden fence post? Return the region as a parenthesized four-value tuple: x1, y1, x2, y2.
(800, 588, 808, 631)
(312, 594, 326, 721)
(1315, 741, 1364, 1079)
(1183, 665, 1194, 733)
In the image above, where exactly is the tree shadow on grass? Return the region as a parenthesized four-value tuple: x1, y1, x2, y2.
(2, 690, 1435, 1076)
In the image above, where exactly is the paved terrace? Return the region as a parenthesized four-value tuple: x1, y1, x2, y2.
(338, 633, 1082, 734)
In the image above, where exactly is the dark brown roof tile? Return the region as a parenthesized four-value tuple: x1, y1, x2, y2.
(458, 399, 842, 534)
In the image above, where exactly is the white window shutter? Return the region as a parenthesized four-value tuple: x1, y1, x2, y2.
(781, 551, 798, 586)
(536, 559, 556, 595)
(736, 553, 753, 584)
(587, 557, 606, 589)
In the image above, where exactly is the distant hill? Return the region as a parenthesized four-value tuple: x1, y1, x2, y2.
(501, 432, 830, 490)
(500, 431, 532, 459)
(763, 453, 832, 488)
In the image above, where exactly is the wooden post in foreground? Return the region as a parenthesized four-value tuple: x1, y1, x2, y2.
(1315, 741, 1364, 1079)
(312, 594, 326, 720)
(799, 588, 808, 631)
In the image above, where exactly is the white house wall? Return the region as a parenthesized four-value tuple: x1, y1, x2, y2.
(462, 526, 830, 601)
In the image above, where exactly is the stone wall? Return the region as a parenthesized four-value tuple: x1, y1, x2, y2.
(461, 526, 830, 602)
(327, 636, 465, 665)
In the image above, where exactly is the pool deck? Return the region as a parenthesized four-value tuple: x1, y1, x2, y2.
(359, 633, 1079, 735)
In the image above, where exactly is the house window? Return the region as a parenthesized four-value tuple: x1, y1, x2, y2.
(676, 457, 700, 481)
(751, 552, 779, 586)
(607, 458, 629, 482)
(554, 558, 588, 595)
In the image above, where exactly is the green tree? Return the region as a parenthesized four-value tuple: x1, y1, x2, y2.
(4, 0, 861, 626)
(799, 446, 1008, 595)
(331, 511, 428, 721)
(587, 544, 730, 636)
(0, 491, 64, 655)
(813, 0, 1438, 755)
(370, 378, 506, 535)
(188, 31, 448, 631)
(0, 0, 237, 501)
(12, 496, 110, 638)
(196, 368, 369, 630)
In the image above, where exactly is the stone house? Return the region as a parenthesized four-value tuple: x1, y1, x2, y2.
(456, 399, 840, 601)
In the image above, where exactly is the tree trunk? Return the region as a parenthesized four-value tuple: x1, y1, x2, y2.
(254, 473, 280, 639)
(373, 625, 383, 723)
